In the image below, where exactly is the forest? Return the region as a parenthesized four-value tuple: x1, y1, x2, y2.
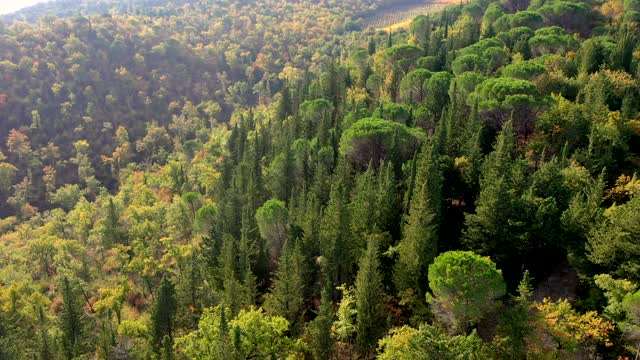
(0, 0, 640, 358)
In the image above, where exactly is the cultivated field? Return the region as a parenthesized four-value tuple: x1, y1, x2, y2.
(362, 0, 458, 30)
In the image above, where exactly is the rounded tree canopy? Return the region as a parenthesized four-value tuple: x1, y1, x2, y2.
(339, 117, 426, 167)
(428, 251, 506, 329)
(383, 44, 423, 72)
(373, 102, 412, 124)
(509, 11, 544, 30)
(496, 26, 535, 48)
(453, 72, 487, 98)
(452, 54, 484, 76)
(458, 38, 503, 57)
(468, 77, 543, 109)
(501, 60, 546, 80)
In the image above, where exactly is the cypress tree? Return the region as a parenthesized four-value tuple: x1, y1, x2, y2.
(176, 252, 201, 327)
(220, 234, 243, 317)
(443, 9, 449, 38)
(463, 120, 518, 267)
(218, 305, 230, 360)
(612, 25, 636, 73)
(320, 167, 352, 288)
(38, 307, 53, 360)
(350, 162, 377, 250)
(395, 141, 443, 296)
(350, 161, 398, 282)
(368, 37, 376, 55)
(299, 191, 322, 298)
(202, 225, 224, 289)
(232, 325, 243, 359)
(311, 158, 330, 204)
(375, 160, 398, 235)
(444, 82, 465, 156)
(276, 83, 292, 122)
(264, 239, 305, 335)
(60, 277, 87, 360)
(498, 271, 533, 358)
(160, 335, 175, 360)
(459, 101, 484, 194)
(0, 309, 18, 359)
(100, 198, 125, 246)
(309, 287, 335, 360)
(239, 208, 258, 307)
(151, 277, 177, 354)
(403, 151, 418, 213)
(355, 237, 386, 355)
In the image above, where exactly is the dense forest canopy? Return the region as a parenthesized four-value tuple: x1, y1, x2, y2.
(0, 0, 640, 358)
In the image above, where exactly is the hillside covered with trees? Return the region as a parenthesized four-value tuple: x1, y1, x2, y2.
(1, 0, 640, 358)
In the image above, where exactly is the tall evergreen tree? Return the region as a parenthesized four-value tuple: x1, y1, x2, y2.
(298, 190, 323, 298)
(0, 311, 15, 359)
(220, 234, 243, 317)
(264, 239, 305, 335)
(38, 307, 53, 360)
(463, 120, 521, 273)
(276, 83, 293, 122)
(368, 37, 376, 55)
(59, 277, 88, 360)
(320, 168, 353, 288)
(355, 237, 386, 355)
(498, 270, 533, 358)
(160, 335, 175, 360)
(100, 197, 125, 246)
(612, 25, 636, 73)
(395, 142, 442, 296)
(375, 161, 398, 235)
(459, 101, 484, 194)
(350, 162, 377, 249)
(175, 252, 202, 327)
(151, 277, 177, 354)
(239, 208, 258, 307)
(309, 287, 335, 360)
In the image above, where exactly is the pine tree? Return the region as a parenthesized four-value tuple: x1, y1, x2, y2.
(264, 239, 305, 335)
(309, 287, 335, 360)
(60, 277, 87, 360)
(355, 237, 386, 355)
(395, 142, 442, 296)
(151, 277, 177, 354)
